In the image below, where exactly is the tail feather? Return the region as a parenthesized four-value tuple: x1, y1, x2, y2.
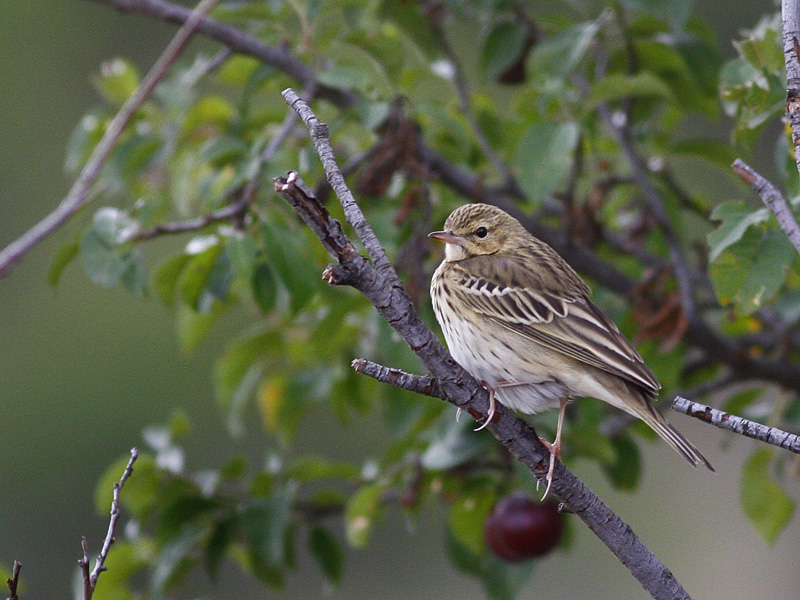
(640, 398, 714, 472)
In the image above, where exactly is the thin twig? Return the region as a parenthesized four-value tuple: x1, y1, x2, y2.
(281, 88, 397, 278)
(5, 561, 21, 600)
(133, 200, 249, 240)
(428, 15, 519, 191)
(594, 101, 699, 322)
(0, 0, 220, 277)
(79, 447, 139, 600)
(673, 398, 800, 453)
(277, 91, 696, 600)
(732, 158, 800, 256)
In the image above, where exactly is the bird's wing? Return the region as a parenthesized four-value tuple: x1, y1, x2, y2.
(450, 256, 661, 394)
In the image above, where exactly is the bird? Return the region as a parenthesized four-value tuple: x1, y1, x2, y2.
(429, 203, 713, 498)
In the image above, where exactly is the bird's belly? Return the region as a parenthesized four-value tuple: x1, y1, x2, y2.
(441, 319, 568, 415)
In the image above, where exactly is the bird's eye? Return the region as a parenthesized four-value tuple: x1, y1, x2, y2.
(476, 226, 488, 238)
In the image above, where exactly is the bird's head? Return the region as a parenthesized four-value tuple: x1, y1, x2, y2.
(429, 203, 529, 261)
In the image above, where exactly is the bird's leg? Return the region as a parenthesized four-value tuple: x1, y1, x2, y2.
(537, 396, 568, 500)
(473, 381, 497, 432)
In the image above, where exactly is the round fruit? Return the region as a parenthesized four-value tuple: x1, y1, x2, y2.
(484, 492, 563, 561)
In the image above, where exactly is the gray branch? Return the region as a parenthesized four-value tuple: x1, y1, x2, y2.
(673, 397, 800, 453)
(732, 158, 800, 256)
(783, 0, 800, 180)
(78, 447, 139, 600)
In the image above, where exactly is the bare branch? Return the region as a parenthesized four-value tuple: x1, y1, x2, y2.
(5, 561, 21, 600)
(133, 199, 250, 241)
(351, 358, 441, 398)
(277, 89, 696, 600)
(673, 397, 800, 453)
(0, 0, 221, 277)
(80, 447, 139, 600)
(783, 0, 800, 179)
(732, 158, 800, 255)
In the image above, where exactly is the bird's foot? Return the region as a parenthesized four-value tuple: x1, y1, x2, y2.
(536, 437, 561, 501)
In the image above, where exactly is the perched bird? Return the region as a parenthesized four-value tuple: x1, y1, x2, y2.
(429, 203, 712, 497)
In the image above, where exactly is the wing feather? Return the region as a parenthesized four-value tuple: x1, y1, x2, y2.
(450, 256, 661, 394)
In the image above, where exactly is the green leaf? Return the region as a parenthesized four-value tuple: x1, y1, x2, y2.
(741, 448, 795, 545)
(94, 58, 140, 107)
(481, 553, 536, 600)
(588, 72, 672, 105)
(79, 208, 141, 289)
(515, 122, 579, 204)
(150, 523, 206, 595)
(670, 139, 738, 169)
(48, 237, 80, 289)
(94, 453, 159, 520)
(262, 222, 319, 314)
(309, 526, 344, 583)
(734, 25, 783, 73)
(710, 228, 795, 315)
(603, 434, 642, 491)
(528, 20, 601, 84)
(176, 300, 227, 355)
(707, 200, 770, 262)
(178, 237, 223, 310)
(79, 229, 125, 288)
(243, 486, 297, 586)
(92, 541, 147, 600)
(621, 0, 693, 29)
(153, 253, 191, 307)
(201, 136, 248, 167)
(344, 482, 386, 548)
(449, 489, 496, 555)
(285, 456, 359, 482)
(480, 22, 529, 81)
(421, 417, 492, 471)
(251, 262, 278, 314)
(206, 514, 239, 582)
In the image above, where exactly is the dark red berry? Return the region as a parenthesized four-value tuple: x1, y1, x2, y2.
(484, 492, 563, 561)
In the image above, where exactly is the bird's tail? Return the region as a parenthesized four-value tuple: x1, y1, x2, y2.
(626, 392, 714, 471)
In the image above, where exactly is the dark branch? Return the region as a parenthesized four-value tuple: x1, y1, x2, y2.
(5, 561, 21, 600)
(673, 397, 800, 453)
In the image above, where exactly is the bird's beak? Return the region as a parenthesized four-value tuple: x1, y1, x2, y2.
(428, 230, 462, 245)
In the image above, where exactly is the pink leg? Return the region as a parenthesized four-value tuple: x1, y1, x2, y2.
(538, 396, 568, 500)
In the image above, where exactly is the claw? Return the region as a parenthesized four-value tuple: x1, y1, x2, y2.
(456, 407, 462, 423)
(474, 385, 496, 432)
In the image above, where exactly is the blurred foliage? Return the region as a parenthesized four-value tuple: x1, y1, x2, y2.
(47, 0, 800, 597)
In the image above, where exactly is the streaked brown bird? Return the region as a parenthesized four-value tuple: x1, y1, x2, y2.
(429, 203, 712, 497)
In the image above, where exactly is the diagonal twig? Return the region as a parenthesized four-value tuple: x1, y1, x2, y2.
(732, 158, 800, 255)
(0, 0, 221, 277)
(673, 397, 800, 453)
(79, 447, 139, 600)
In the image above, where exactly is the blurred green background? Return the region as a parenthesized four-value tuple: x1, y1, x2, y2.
(1, 1, 799, 598)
